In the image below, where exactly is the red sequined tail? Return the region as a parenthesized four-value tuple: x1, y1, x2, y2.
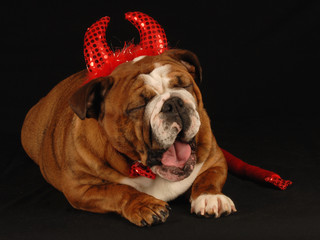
(221, 148, 292, 190)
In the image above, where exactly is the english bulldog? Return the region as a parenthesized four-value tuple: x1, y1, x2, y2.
(21, 49, 237, 226)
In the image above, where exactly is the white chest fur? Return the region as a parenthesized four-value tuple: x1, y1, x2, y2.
(120, 163, 203, 202)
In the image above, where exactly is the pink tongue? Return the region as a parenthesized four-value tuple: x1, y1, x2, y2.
(161, 141, 191, 168)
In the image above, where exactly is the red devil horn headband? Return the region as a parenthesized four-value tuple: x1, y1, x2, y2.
(83, 12, 168, 81)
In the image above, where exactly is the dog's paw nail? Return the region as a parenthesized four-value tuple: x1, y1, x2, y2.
(190, 207, 194, 214)
(160, 210, 168, 218)
(140, 220, 148, 227)
(232, 205, 237, 212)
(152, 214, 161, 224)
(166, 205, 172, 212)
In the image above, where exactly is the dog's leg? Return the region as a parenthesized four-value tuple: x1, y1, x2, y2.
(64, 183, 170, 226)
(190, 148, 237, 218)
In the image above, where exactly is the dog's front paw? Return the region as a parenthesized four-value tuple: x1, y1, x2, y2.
(122, 195, 171, 227)
(190, 194, 237, 218)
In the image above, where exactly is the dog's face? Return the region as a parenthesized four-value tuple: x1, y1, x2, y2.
(70, 49, 203, 182)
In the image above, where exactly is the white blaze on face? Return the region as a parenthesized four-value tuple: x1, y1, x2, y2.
(142, 64, 201, 148)
(142, 64, 171, 95)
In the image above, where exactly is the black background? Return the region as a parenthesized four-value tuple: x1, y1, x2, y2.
(1, 0, 320, 239)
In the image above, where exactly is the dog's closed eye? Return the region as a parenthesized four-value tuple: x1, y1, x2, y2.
(126, 104, 146, 114)
(182, 84, 193, 89)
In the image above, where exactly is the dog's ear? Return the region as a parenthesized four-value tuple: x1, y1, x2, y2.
(166, 49, 202, 83)
(69, 77, 113, 120)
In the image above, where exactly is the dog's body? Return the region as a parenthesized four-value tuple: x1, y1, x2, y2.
(21, 49, 236, 226)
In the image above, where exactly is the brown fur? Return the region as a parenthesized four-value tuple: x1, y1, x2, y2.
(21, 49, 228, 226)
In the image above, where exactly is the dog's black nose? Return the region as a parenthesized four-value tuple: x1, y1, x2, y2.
(161, 97, 185, 114)
(161, 97, 190, 132)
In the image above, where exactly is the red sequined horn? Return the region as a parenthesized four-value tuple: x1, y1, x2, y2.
(83, 16, 113, 79)
(83, 12, 168, 81)
(125, 12, 168, 54)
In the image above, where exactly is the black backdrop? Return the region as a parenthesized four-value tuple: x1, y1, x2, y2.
(1, 1, 320, 239)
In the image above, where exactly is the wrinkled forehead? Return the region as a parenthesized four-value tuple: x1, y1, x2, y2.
(139, 63, 171, 95)
(133, 56, 193, 93)
(110, 54, 194, 97)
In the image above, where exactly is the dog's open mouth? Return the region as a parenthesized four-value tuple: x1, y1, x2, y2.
(150, 140, 197, 182)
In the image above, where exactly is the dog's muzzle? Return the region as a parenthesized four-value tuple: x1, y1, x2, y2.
(145, 92, 201, 181)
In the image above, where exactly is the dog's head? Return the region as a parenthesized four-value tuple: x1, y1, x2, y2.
(69, 49, 203, 181)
